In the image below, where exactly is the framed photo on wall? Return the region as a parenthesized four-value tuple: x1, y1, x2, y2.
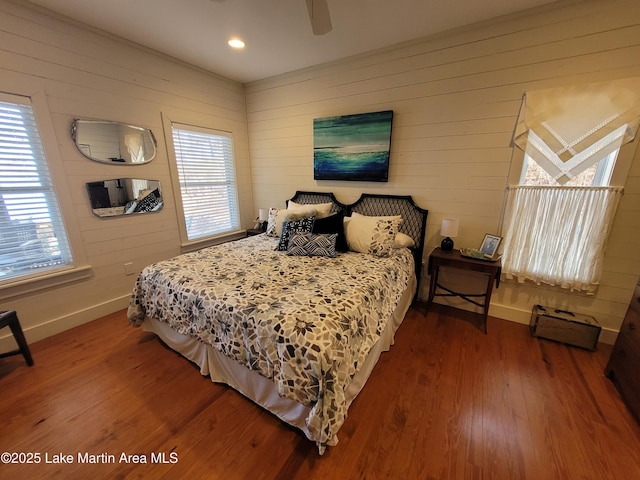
(313, 110, 393, 182)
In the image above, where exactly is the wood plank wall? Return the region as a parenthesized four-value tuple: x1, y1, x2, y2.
(244, 0, 640, 340)
(0, 0, 253, 348)
(0, 0, 639, 349)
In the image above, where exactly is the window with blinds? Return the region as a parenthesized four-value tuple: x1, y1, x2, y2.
(171, 124, 240, 241)
(0, 97, 73, 282)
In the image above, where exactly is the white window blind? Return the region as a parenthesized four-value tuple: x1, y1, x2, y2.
(171, 124, 240, 241)
(0, 98, 72, 282)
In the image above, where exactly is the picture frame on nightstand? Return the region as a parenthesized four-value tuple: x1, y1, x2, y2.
(479, 234, 502, 259)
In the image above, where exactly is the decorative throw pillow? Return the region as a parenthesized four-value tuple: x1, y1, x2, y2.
(368, 219, 402, 257)
(133, 188, 160, 212)
(276, 216, 316, 251)
(266, 205, 318, 237)
(394, 232, 415, 248)
(350, 211, 402, 222)
(344, 212, 403, 257)
(287, 233, 337, 257)
(125, 200, 137, 214)
(312, 211, 348, 252)
(265, 208, 283, 237)
(282, 206, 317, 222)
(287, 200, 333, 219)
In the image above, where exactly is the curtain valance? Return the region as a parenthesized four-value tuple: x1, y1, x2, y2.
(513, 78, 640, 184)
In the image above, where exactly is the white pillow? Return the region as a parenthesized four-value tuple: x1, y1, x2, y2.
(125, 201, 138, 214)
(283, 206, 317, 221)
(394, 232, 415, 248)
(351, 211, 402, 222)
(345, 214, 413, 248)
(287, 200, 333, 219)
(344, 213, 403, 257)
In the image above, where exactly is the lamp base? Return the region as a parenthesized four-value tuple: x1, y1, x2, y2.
(441, 237, 454, 252)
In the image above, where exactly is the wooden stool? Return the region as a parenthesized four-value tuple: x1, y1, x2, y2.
(0, 310, 34, 366)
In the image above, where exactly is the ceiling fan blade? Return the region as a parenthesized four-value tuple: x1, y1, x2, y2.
(305, 0, 332, 35)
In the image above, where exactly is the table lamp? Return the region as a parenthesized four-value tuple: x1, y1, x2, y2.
(256, 208, 269, 231)
(440, 218, 458, 252)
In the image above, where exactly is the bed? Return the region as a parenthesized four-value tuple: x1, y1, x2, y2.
(128, 191, 428, 453)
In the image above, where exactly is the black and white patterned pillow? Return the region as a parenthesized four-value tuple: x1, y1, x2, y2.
(368, 218, 401, 257)
(133, 188, 160, 212)
(265, 208, 281, 237)
(287, 233, 337, 257)
(276, 216, 315, 251)
(345, 213, 402, 257)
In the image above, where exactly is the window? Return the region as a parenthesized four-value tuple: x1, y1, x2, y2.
(520, 150, 618, 187)
(501, 79, 639, 293)
(501, 185, 622, 293)
(171, 124, 240, 242)
(0, 96, 73, 282)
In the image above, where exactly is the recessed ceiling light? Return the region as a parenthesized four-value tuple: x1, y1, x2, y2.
(228, 38, 245, 49)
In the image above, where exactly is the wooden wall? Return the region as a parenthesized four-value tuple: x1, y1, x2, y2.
(0, 0, 252, 349)
(1, 0, 638, 350)
(245, 0, 640, 341)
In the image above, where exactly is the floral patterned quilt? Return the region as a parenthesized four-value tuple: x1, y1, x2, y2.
(128, 234, 414, 453)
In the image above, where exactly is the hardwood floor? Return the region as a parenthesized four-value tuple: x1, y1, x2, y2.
(1, 305, 639, 479)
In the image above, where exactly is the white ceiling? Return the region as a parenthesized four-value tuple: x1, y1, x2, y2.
(27, 0, 561, 84)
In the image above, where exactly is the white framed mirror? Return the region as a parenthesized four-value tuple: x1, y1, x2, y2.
(86, 178, 163, 218)
(71, 119, 157, 164)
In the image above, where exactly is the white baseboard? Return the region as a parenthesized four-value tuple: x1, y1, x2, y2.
(489, 302, 618, 345)
(0, 295, 129, 353)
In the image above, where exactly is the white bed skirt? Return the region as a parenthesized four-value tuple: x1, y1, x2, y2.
(143, 275, 416, 446)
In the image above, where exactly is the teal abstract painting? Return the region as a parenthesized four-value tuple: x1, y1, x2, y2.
(313, 110, 393, 182)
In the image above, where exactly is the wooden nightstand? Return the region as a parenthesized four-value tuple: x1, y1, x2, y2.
(426, 247, 501, 334)
(246, 228, 264, 237)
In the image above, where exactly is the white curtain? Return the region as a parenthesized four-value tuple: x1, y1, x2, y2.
(124, 133, 145, 163)
(513, 78, 640, 184)
(501, 186, 623, 293)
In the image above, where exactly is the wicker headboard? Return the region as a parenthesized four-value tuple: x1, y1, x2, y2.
(287, 191, 346, 215)
(288, 191, 428, 281)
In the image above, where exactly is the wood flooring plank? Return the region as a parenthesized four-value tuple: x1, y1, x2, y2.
(1, 306, 640, 479)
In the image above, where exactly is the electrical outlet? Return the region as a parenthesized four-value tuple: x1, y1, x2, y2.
(124, 262, 134, 275)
